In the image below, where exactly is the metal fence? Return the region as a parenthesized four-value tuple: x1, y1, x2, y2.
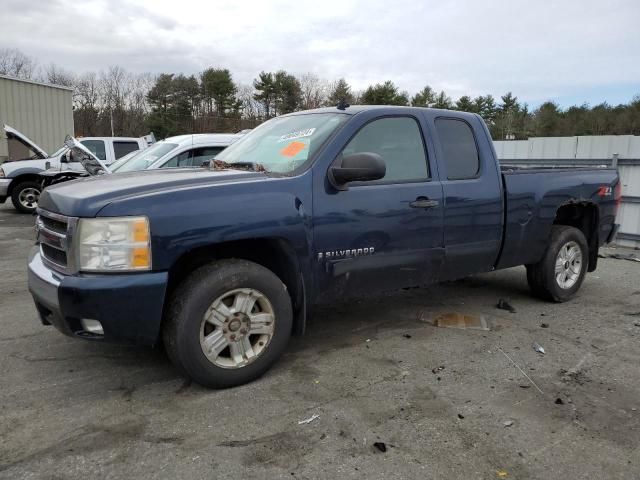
(494, 135, 640, 248)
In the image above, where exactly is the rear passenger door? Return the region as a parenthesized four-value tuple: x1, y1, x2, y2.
(429, 114, 503, 279)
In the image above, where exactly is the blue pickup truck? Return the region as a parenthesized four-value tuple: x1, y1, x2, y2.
(28, 106, 620, 388)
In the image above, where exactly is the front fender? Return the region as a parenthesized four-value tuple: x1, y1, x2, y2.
(97, 174, 315, 275)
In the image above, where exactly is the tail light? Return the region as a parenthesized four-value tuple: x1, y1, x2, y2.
(614, 181, 622, 214)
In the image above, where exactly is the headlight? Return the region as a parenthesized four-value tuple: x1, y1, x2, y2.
(77, 216, 151, 271)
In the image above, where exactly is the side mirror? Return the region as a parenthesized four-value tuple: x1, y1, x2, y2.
(329, 152, 386, 190)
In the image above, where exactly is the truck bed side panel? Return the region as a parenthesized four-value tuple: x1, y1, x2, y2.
(497, 168, 619, 270)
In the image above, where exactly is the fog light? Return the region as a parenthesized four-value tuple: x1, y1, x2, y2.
(80, 319, 104, 335)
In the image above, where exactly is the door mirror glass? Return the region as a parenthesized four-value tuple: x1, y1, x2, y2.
(329, 152, 386, 189)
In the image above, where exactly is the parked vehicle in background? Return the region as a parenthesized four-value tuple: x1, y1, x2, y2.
(28, 106, 620, 389)
(110, 133, 245, 173)
(40, 132, 246, 188)
(0, 125, 150, 213)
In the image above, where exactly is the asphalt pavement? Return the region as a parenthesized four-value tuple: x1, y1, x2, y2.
(1, 202, 638, 479)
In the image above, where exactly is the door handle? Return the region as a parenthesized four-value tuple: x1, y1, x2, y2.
(410, 197, 439, 209)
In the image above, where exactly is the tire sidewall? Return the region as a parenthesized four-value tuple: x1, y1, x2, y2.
(544, 226, 588, 301)
(11, 181, 41, 214)
(170, 260, 292, 388)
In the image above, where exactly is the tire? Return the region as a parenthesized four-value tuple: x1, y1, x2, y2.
(11, 181, 41, 214)
(163, 259, 293, 388)
(526, 225, 588, 302)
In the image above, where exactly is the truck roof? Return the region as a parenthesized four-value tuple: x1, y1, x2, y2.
(287, 105, 480, 120)
(163, 133, 245, 147)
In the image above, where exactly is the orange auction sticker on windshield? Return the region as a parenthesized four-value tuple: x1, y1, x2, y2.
(280, 141, 306, 157)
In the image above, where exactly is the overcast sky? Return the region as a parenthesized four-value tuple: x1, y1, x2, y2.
(2, 0, 639, 107)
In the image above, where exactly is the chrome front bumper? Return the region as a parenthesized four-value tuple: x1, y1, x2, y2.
(0, 178, 10, 199)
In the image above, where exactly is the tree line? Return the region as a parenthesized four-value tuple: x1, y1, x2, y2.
(1, 48, 639, 140)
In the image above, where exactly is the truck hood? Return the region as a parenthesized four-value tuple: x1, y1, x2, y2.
(38, 167, 265, 217)
(4, 124, 49, 160)
(63, 135, 109, 175)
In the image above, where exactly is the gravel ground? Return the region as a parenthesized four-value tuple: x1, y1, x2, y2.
(0, 202, 639, 479)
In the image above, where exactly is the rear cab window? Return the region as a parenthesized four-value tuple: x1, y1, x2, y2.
(434, 118, 480, 180)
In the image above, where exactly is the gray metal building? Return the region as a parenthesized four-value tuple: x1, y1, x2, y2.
(494, 135, 640, 247)
(0, 74, 74, 163)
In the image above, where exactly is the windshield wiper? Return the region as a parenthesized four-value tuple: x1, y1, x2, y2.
(210, 159, 268, 173)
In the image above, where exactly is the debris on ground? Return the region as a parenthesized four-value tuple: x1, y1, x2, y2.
(496, 470, 509, 478)
(602, 252, 640, 262)
(635, 322, 640, 327)
(373, 442, 387, 453)
(533, 342, 546, 354)
(457, 413, 465, 419)
(432, 365, 445, 374)
(298, 414, 320, 425)
(497, 347, 545, 394)
(402, 333, 412, 338)
(519, 385, 531, 389)
(555, 398, 565, 405)
(540, 323, 549, 328)
(496, 299, 516, 313)
(428, 312, 492, 330)
(503, 420, 514, 427)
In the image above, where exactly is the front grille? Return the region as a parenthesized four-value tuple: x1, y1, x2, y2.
(36, 209, 77, 273)
(41, 244, 67, 266)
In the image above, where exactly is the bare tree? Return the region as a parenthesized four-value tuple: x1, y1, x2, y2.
(299, 73, 328, 110)
(237, 83, 264, 120)
(39, 63, 75, 87)
(0, 48, 36, 79)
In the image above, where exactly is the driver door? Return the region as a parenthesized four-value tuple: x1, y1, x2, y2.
(313, 114, 444, 301)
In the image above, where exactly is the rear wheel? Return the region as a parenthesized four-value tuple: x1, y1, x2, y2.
(526, 225, 588, 302)
(11, 181, 41, 213)
(163, 259, 292, 388)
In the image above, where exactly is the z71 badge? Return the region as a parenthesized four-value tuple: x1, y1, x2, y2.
(317, 247, 375, 261)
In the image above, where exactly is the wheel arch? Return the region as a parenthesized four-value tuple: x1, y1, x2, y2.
(7, 173, 41, 196)
(164, 237, 308, 336)
(553, 201, 599, 272)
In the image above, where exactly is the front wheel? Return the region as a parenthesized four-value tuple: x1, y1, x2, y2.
(526, 225, 588, 302)
(163, 259, 293, 388)
(11, 181, 41, 213)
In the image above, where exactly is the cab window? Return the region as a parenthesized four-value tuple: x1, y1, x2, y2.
(80, 140, 106, 161)
(342, 116, 428, 183)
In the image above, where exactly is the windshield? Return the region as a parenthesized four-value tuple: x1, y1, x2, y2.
(215, 113, 348, 174)
(108, 149, 141, 171)
(49, 145, 68, 158)
(112, 142, 178, 172)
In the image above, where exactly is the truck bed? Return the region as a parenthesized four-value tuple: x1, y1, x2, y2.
(497, 167, 619, 269)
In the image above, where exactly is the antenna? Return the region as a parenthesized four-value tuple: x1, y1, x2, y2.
(336, 99, 350, 111)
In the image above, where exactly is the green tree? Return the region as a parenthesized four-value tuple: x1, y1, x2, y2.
(361, 81, 409, 106)
(411, 85, 436, 107)
(253, 70, 301, 116)
(473, 95, 497, 124)
(534, 101, 562, 136)
(253, 71, 276, 118)
(146, 73, 199, 137)
(454, 95, 474, 112)
(201, 68, 238, 115)
(273, 70, 302, 115)
(432, 91, 453, 109)
(327, 78, 354, 105)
